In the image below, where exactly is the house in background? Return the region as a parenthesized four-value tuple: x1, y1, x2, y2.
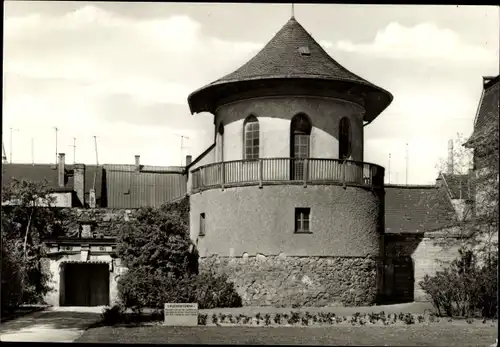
(2, 154, 187, 209)
(2, 153, 187, 307)
(2, 153, 102, 208)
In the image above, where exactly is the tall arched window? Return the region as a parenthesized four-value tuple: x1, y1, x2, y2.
(339, 117, 351, 160)
(217, 123, 224, 162)
(243, 115, 259, 160)
(290, 113, 312, 180)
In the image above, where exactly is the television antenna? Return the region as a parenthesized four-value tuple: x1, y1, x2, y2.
(171, 133, 190, 166)
(93, 135, 99, 190)
(2, 141, 8, 163)
(53, 127, 58, 165)
(9, 128, 19, 164)
(68, 137, 76, 164)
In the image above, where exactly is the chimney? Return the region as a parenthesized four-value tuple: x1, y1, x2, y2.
(74, 164, 86, 207)
(58, 153, 65, 188)
(89, 188, 96, 208)
(447, 139, 454, 175)
(186, 155, 192, 166)
(483, 76, 496, 86)
(135, 155, 140, 173)
(436, 173, 443, 187)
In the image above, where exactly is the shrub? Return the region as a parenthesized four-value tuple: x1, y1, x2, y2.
(403, 313, 415, 325)
(198, 314, 207, 325)
(264, 313, 271, 326)
(289, 311, 301, 325)
(101, 305, 125, 326)
(274, 313, 282, 324)
(419, 248, 498, 318)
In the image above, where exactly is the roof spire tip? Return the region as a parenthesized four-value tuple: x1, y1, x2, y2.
(291, 3, 295, 18)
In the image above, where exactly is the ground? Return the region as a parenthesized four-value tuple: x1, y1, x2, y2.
(1, 304, 497, 346)
(0, 307, 102, 342)
(76, 325, 497, 346)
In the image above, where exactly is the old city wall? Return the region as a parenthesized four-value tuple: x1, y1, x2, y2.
(201, 254, 380, 307)
(56, 196, 190, 238)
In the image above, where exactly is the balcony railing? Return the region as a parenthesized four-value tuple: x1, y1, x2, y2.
(191, 158, 385, 191)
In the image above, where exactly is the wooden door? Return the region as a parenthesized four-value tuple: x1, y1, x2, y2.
(291, 133, 309, 180)
(90, 264, 110, 306)
(63, 263, 109, 306)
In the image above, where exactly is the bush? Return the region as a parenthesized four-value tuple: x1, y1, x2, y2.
(419, 248, 498, 318)
(101, 305, 125, 326)
(198, 314, 207, 325)
(118, 268, 242, 310)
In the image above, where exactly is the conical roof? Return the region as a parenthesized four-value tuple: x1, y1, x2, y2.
(188, 17, 393, 122)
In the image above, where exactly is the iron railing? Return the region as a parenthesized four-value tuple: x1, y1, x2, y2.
(191, 158, 385, 191)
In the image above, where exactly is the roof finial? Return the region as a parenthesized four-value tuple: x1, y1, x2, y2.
(291, 3, 295, 18)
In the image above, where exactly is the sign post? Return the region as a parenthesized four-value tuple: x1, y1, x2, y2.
(164, 303, 198, 326)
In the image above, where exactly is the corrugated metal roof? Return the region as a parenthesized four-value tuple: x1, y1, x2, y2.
(105, 168, 187, 209)
(103, 164, 184, 173)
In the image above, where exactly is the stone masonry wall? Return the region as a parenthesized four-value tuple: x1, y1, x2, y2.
(200, 254, 381, 307)
(56, 196, 190, 237)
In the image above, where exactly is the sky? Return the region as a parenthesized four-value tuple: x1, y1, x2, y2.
(3, 2, 499, 184)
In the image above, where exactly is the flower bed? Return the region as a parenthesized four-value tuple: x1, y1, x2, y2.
(99, 305, 498, 328)
(197, 311, 428, 327)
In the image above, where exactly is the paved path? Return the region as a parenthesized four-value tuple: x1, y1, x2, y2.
(0, 307, 103, 342)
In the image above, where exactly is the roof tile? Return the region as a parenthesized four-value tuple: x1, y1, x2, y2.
(385, 185, 457, 234)
(188, 17, 392, 122)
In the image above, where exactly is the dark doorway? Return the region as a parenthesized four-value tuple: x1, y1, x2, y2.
(62, 263, 110, 306)
(391, 256, 415, 303)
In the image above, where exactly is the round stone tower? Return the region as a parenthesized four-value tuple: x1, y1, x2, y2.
(187, 16, 392, 307)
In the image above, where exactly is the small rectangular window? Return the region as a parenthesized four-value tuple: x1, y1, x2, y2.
(199, 213, 206, 236)
(295, 208, 311, 233)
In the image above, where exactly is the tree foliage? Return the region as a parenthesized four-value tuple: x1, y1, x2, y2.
(116, 207, 198, 277)
(419, 248, 497, 318)
(1, 179, 61, 309)
(433, 127, 498, 261)
(115, 205, 242, 310)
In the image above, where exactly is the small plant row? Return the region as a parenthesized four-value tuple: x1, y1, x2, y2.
(196, 311, 468, 326)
